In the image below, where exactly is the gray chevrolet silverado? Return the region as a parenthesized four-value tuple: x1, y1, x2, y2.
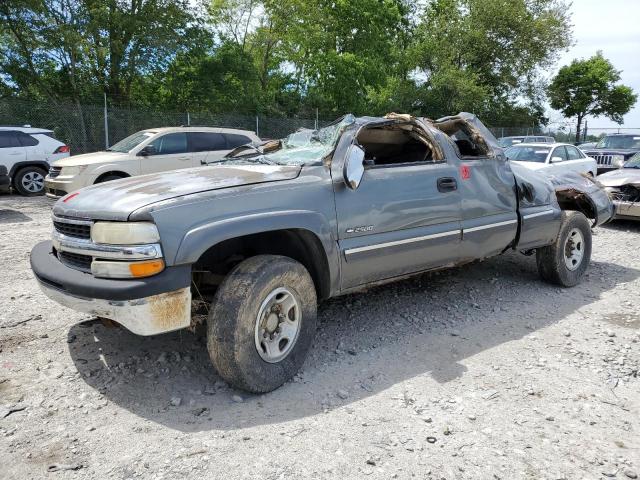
(30, 113, 614, 392)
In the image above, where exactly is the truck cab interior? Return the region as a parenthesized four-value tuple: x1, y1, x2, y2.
(355, 122, 441, 166)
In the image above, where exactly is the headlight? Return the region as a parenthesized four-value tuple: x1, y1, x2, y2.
(612, 155, 625, 168)
(60, 166, 86, 176)
(91, 222, 160, 245)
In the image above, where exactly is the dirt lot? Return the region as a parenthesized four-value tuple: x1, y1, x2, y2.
(1, 194, 639, 480)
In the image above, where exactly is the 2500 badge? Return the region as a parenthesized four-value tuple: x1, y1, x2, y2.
(346, 225, 374, 234)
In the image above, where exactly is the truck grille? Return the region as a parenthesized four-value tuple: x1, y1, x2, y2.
(53, 219, 91, 239)
(48, 166, 62, 178)
(592, 154, 612, 166)
(58, 251, 92, 272)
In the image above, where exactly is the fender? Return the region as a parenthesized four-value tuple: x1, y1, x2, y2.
(87, 162, 137, 181)
(9, 160, 50, 179)
(172, 209, 341, 295)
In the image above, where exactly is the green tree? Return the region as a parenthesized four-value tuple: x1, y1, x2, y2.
(409, 0, 571, 122)
(0, 0, 204, 103)
(548, 52, 638, 141)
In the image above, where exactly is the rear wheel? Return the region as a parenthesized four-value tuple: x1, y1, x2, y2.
(536, 211, 591, 287)
(206, 255, 317, 393)
(14, 166, 47, 196)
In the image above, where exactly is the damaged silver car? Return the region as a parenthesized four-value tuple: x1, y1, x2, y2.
(598, 152, 640, 220)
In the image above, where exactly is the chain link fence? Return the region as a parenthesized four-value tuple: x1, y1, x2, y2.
(4, 97, 637, 155)
(0, 97, 333, 154)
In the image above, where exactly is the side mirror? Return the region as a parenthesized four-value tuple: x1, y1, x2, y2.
(550, 156, 563, 163)
(343, 145, 365, 190)
(138, 145, 156, 156)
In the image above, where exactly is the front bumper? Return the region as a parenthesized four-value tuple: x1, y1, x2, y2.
(613, 200, 640, 220)
(45, 175, 85, 198)
(30, 241, 192, 335)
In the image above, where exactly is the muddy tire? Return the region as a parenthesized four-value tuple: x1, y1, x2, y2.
(206, 255, 317, 393)
(536, 211, 591, 287)
(14, 166, 47, 196)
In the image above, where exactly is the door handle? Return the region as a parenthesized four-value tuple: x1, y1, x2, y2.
(437, 177, 457, 192)
(178, 156, 190, 161)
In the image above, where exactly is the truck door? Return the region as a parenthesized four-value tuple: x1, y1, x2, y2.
(433, 116, 518, 262)
(331, 120, 462, 290)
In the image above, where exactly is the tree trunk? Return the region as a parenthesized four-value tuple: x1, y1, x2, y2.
(575, 114, 583, 143)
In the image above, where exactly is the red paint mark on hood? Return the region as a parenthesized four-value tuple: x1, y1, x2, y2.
(63, 192, 79, 203)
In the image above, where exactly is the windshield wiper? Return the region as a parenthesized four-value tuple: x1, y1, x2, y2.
(227, 144, 263, 158)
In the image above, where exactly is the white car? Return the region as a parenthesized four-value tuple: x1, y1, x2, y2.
(45, 126, 260, 198)
(0, 126, 70, 196)
(504, 143, 597, 177)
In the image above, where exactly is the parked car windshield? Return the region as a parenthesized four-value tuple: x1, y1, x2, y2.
(223, 115, 356, 166)
(624, 153, 640, 168)
(106, 131, 156, 153)
(505, 146, 550, 163)
(595, 135, 640, 149)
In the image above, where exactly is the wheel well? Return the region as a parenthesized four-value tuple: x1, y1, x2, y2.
(555, 189, 596, 220)
(193, 229, 331, 301)
(94, 171, 129, 183)
(9, 161, 49, 179)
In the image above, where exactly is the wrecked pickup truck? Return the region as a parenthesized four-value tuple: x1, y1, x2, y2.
(30, 113, 614, 392)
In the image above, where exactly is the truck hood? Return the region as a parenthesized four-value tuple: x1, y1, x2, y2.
(52, 151, 129, 167)
(597, 168, 640, 187)
(53, 164, 301, 221)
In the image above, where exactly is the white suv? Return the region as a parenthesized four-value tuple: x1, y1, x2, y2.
(45, 126, 260, 198)
(0, 126, 70, 196)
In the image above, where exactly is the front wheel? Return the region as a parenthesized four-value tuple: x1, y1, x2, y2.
(14, 166, 47, 196)
(207, 255, 317, 393)
(536, 211, 592, 287)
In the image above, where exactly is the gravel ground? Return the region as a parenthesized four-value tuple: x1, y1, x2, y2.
(1, 193, 639, 480)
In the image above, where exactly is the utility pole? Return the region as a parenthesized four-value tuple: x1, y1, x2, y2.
(583, 120, 588, 142)
(103, 92, 109, 149)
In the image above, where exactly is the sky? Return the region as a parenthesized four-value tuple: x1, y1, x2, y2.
(546, 0, 640, 129)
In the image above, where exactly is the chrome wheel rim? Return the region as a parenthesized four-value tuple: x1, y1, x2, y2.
(21, 171, 44, 193)
(254, 287, 301, 363)
(564, 228, 584, 271)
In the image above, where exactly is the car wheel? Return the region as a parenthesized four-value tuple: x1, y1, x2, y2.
(14, 166, 47, 196)
(95, 174, 125, 184)
(207, 255, 317, 393)
(536, 211, 591, 287)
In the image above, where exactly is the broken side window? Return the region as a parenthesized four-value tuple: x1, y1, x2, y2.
(356, 123, 442, 167)
(433, 117, 491, 159)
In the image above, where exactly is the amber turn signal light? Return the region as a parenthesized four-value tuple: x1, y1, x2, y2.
(129, 259, 165, 278)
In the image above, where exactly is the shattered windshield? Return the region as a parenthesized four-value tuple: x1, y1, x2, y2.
(596, 135, 640, 149)
(505, 146, 550, 163)
(220, 115, 356, 166)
